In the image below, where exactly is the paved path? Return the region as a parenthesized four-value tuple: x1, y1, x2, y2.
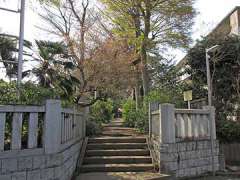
(101, 118, 142, 137)
(76, 172, 168, 180)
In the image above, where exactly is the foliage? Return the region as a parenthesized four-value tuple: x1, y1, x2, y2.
(134, 107, 148, 133)
(85, 38, 136, 99)
(90, 99, 114, 124)
(86, 120, 102, 137)
(145, 89, 185, 108)
(33, 40, 80, 99)
(186, 35, 240, 120)
(0, 36, 17, 79)
(0, 80, 73, 106)
(122, 99, 137, 127)
(122, 99, 148, 133)
(101, 0, 196, 95)
(217, 119, 240, 143)
(87, 99, 114, 136)
(0, 35, 32, 80)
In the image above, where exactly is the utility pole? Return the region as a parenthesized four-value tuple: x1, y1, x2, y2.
(0, 0, 26, 97)
(205, 45, 220, 106)
(205, 44, 220, 177)
(17, 0, 26, 97)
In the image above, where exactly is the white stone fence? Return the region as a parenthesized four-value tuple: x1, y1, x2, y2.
(0, 99, 86, 154)
(0, 99, 87, 180)
(149, 103, 216, 143)
(148, 103, 220, 178)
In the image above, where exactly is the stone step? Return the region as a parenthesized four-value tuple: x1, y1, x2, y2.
(83, 156, 152, 164)
(80, 164, 154, 172)
(86, 149, 150, 157)
(87, 143, 148, 150)
(104, 123, 124, 127)
(88, 137, 146, 144)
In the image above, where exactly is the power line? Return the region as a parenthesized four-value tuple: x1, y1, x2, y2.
(0, 7, 19, 13)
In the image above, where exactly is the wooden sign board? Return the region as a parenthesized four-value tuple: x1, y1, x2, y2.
(184, 90, 192, 102)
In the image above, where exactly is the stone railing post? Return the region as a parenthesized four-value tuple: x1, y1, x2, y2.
(83, 106, 89, 138)
(148, 103, 152, 138)
(44, 99, 62, 154)
(159, 104, 175, 144)
(203, 105, 216, 175)
(203, 106, 216, 139)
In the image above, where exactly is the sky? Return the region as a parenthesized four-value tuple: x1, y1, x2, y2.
(0, 0, 240, 77)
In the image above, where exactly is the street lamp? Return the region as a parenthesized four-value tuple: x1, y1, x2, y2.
(205, 45, 220, 106)
(205, 44, 220, 177)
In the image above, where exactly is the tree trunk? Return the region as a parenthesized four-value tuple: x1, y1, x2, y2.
(140, 44, 150, 96)
(132, 3, 142, 107)
(140, 0, 151, 96)
(135, 69, 140, 110)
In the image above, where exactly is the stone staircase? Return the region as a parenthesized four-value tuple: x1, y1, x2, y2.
(80, 119, 154, 173)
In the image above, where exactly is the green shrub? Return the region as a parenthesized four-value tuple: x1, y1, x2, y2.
(122, 89, 184, 133)
(122, 99, 136, 127)
(86, 120, 102, 137)
(134, 108, 148, 133)
(217, 119, 240, 143)
(0, 80, 73, 106)
(144, 89, 185, 108)
(122, 99, 148, 133)
(90, 99, 114, 124)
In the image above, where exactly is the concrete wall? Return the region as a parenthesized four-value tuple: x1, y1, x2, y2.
(0, 100, 87, 180)
(149, 139, 220, 178)
(0, 140, 83, 180)
(149, 103, 221, 178)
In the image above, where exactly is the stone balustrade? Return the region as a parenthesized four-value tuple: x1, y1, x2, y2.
(0, 99, 88, 180)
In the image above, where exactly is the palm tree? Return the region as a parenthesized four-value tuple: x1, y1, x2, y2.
(0, 35, 32, 81)
(33, 40, 80, 97)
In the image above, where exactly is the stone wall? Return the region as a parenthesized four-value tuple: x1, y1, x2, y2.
(149, 138, 220, 178)
(0, 140, 83, 180)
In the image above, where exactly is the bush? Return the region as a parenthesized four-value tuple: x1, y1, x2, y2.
(90, 99, 114, 124)
(0, 80, 73, 105)
(144, 89, 185, 108)
(122, 99, 136, 127)
(86, 120, 102, 137)
(122, 99, 148, 133)
(134, 108, 148, 133)
(122, 89, 184, 133)
(217, 119, 240, 143)
(87, 99, 114, 136)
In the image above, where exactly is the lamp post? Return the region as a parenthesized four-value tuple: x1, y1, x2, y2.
(205, 45, 220, 106)
(205, 44, 220, 176)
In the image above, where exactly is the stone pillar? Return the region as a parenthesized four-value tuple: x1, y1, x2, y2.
(44, 99, 62, 154)
(83, 106, 89, 138)
(203, 106, 216, 139)
(149, 103, 152, 138)
(159, 104, 175, 144)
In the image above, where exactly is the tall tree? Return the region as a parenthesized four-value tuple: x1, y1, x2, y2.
(38, 0, 96, 100)
(100, 0, 196, 96)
